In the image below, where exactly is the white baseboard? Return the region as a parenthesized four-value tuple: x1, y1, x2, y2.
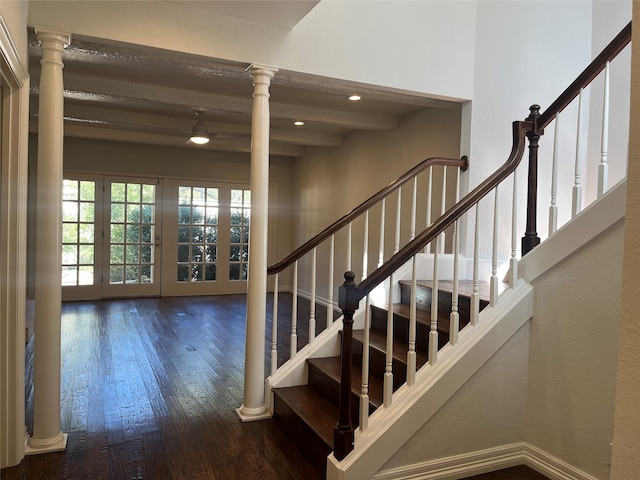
(370, 442, 602, 480)
(524, 444, 601, 480)
(371, 443, 525, 480)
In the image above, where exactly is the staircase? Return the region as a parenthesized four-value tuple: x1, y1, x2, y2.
(260, 22, 631, 480)
(272, 279, 492, 474)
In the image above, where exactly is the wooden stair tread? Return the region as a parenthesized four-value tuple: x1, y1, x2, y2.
(353, 328, 428, 368)
(371, 303, 458, 333)
(399, 279, 508, 301)
(307, 356, 383, 408)
(273, 384, 337, 447)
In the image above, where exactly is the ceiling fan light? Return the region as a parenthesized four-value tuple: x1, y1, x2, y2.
(190, 114, 210, 144)
(190, 129, 210, 144)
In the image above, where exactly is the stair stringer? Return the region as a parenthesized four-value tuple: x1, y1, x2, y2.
(326, 279, 534, 480)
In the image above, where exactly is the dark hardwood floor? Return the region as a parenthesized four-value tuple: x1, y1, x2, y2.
(2, 294, 546, 480)
(3, 294, 325, 480)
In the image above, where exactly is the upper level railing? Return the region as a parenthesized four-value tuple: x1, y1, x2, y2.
(334, 21, 632, 461)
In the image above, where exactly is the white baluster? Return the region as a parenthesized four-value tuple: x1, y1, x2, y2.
(271, 273, 279, 376)
(327, 234, 335, 327)
(471, 204, 480, 325)
(449, 167, 461, 345)
(394, 187, 402, 254)
(362, 211, 369, 282)
(549, 114, 560, 235)
(572, 88, 585, 217)
(378, 198, 386, 267)
(347, 221, 352, 272)
(510, 169, 518, 289)
(359, 295, 371, 431)
(439, 167, 447, 254)
(598, 61, 610, 197)
(407, 256, 417, 386)
(290, 261, 298, 359)
(384, 275, 394, 408)
(490, 186, 499, 307)
(309, 247, 317, 342)
(410, 176, 417, 241)
(449, 223, 459, 345)
(429, 237, 439, 365)
(425, 168, 433, 253)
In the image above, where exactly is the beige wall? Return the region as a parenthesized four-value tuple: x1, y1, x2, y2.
(290, 107, 462, 299)
(610, 1, 640, 477)
(380, 322, 530, 471)
(527, 221, 623, 479)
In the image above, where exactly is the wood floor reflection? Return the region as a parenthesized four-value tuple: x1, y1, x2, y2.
(3, 294, 326, 480)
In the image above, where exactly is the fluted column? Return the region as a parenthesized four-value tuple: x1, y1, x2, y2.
(237, 64, 278, 421)
(26, 27, 70, 455)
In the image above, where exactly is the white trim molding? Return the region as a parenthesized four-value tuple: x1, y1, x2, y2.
(371, 442, 603, 480)
(0, 16, 29, 84)
(0, 12, 30, 469)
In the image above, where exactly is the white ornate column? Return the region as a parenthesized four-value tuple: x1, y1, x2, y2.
(237, 64, 278, 422)
(27, 27, 70, 455)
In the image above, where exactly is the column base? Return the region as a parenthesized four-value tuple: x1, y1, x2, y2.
(236, 404, 271, 422)
(26, 432, 67, 455)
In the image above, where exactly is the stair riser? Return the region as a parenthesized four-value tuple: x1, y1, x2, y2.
(370, 305, 449, 351)
(399, 282, 488, 320)
(272, 392, 332, 473)
(307, 361, 373, 424)
(352, 337, 407, 391)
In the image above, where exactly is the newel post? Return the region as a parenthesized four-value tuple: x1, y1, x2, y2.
(334, 271, 359, 461)
(522, 105, 544, 255)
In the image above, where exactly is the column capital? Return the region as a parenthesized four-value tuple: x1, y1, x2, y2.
(247, 64, 278, 80)
(34, 26, 71, 49)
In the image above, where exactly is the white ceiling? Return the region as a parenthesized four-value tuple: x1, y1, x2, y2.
(27, 3, 459, 158)
(171, 0, 321, 28)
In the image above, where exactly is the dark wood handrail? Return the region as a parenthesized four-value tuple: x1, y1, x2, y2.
(266, 155, 469, 276)
(357, 121, 530, 300)
(537, 21, 631, 130)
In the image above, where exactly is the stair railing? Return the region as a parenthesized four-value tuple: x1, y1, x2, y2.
(266, 156, 468, 374)
(334, 21, 632, 461)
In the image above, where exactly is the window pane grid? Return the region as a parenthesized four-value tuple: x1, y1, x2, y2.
(109, 182, 156, 285)
(62, 179, 96, 286)
(229, 188, 250, 281)
(177, 186, 219, 283)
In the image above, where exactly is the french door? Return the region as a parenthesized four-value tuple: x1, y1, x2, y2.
(101, 177, 161, 298)
(160, 180, 250, 296)
(62, 174, 253, 300)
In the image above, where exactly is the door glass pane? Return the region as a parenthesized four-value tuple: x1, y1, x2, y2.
(177, 186, 219, 283)
(62, 179, 96, 286)
(109, 181, 156, 285)
(229, 189, 250, 281)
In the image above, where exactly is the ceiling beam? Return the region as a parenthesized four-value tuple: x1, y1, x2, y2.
(32, 122, 305, 157)
(33, 101, 344, 148)
(40, 73, 398, 131)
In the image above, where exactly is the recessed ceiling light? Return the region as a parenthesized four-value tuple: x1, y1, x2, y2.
(349, 95, 362, 101)
(294, 121, 305, 126)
